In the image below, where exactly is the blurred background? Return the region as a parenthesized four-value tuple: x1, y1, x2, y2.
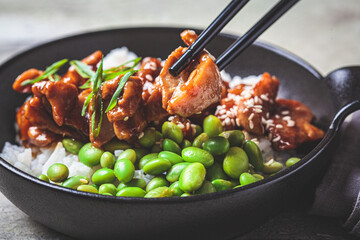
(0, 0, 359, 239)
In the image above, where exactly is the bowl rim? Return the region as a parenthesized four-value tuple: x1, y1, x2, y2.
(0, 26, 326, 203)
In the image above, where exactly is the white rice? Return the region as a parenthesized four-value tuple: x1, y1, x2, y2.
(0, 47, 288, 180)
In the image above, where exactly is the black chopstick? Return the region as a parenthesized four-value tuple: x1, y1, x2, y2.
(169, 0, 250, 77)
(216, 0, 299, 71)
(169, 0, 299, 76)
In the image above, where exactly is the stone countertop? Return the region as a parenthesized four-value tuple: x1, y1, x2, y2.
(0, 0, 359, 239)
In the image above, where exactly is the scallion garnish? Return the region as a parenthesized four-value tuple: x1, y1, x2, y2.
(20, 59, 68, 86)
(103, 57, 141, 74)
(105, 70, 138, 113)
(70, 60, 95, 78)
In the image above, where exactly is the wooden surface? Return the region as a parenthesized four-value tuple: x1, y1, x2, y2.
(0, 0, 359, 239)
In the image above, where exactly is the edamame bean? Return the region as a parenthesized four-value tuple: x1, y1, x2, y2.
(155, 130, 163, 141)
(181, 193, 192, 197)
(91, 184, 99, 190)
(79, 143, 104, 167)
(239, 173, 258, 186)
(47, 163, 69, 182)
(99, 183, 117, 196)
(116, 187, 146, 197)
(179, 162, 206, 193)
(211, 179, 234, 192)
(192, 133, 209, 148)
(158, 151, 183, 165)
(143, 158, 172, 175)
(219, 130, 245, 147)
(100, 152, 115, 169)
(169, 181, 184, 196)
(77, 185, 98, 193)
(223, 147, 249, 179)
(206, 162, 228, 181)
(262, 160, 283, 174)
(38, 174, 49, 182)
(195, 180, 216, 195)
(243, 140, 264, 171)
(62, 138, 84, 154)
(166, 162, 191, 182)
(139, 153, 158, 169)
(151, 143, 162, 153)
(117, 178, 147, 191)
(117, 149, 136, 164)
(138, 128, 156, 148)
(144, 186, 173, 198)
(62, 175, 89, 189)
(162, 121, 183, 145)
(286, 157, 301, 167)
(203, 136, 230, 156)
(92, 168, 116, 185)
(134, 148, 149, 162)
(146, 176, 169, 192)
(253, 174, 264, 181)
(203, 115, 223, 137)
(194, 125, 202, 138)
(181, 140, 192, 149)
(114, 159, 135, 183)
(230, 178, 240, 186)
(182, 147, 214, 168)
(163, 138, 181, 155)
(102, 139, 130, 152)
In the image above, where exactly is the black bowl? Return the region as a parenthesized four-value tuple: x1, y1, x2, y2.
(0, 27, 359, 240)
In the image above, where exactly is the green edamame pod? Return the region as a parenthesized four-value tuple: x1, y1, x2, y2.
(79, 143, 104, 167)
(117, 178, 147, 191)
(117, 149, 137, 164)
(146, 176, 169, 192)
(62, 175, 89, 189)
(139, 153, 158, 169)
(239, 172, 258, 186)
(38, 174, 49, 183)
(192, 133, 209, 148)
(219, 130, 245, 147)
(158, 151, 183, 165)
(92, 168, 116, 186)
(163, 138, 181, 155)
(138, 128, 156, 148)
(195, 180, 216, 195)
(262, 160, 283, 174)
(206, 162, 228, 181)
(162, 121, 183, 145)
(77, 185, 98, 193)
(166, 162, 191, 182)
(203, 115, 223, 137)
(223, 147, 249, 179)
(182, 147, 214, 168)
(243, 140, 264, 171)
(62, 138, 84, 154)
(211, 179, 234, 192)
(181, 140, 192, 149)
(116, 187, 146, 197)
(179, 162, 206, 193)
(286, 157, 301, 167)
(144, 186, 173, 198)
(203, 136, 230, 156)
(102, 139, 130, 153)
(99, 183, 117, 196)
(47, 163, 69, 182)
(114, 159, 135, 183)
(142, 158, 172, 175)
(134, 148, 149, 162)
(100, 152, 116, 169)
(169, 181, 184, 196)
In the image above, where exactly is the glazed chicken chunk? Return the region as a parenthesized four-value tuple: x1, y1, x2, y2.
(159, 30, 222, 117)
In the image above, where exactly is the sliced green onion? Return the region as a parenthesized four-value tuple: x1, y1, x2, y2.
(21, 59, 68, 86)
(81, 92, 93, 116)
(91, 94, 104, 138)
(70, 60, 95, 78)
(103, 57, 141, 74)
(105, 70, 138, 113)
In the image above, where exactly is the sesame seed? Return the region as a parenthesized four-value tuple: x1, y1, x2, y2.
(283, 116, 291, 121)
(260, 94, 269, 101)
(249, 120, 254, 129)
(276, 124, 283, 129)
(178, 123, 185, 129)
(138, 132, 144, 139)
(224, 117, 231, 126)
(186, 122, 191, 130)
(124, 116, 129, 121)
(268, 159, 274, 164)
(275, 114, 280, 119)
(287, 120, 295, 127)
(281, 110, 290, 115)
(272, 136, 281, 142)
(254, 108, 263, 113)
(266, 112, 270, 119)
(218, 109, 226, 115)
(145, 74, 153, 81)
(168, 116, 175, 121)
(248, 113, 255, 120)
(236, 118, 241, 126)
